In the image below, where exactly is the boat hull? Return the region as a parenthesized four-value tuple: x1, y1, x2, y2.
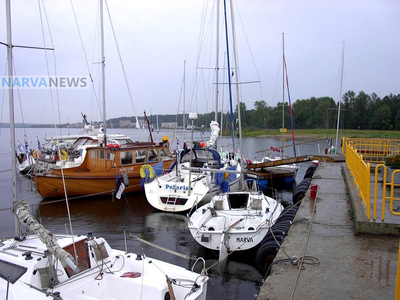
(33, 144, 174, 198)
(145, 168, 241, 213)
(34, 171, 144, 197)
(188, 192, 283, 251)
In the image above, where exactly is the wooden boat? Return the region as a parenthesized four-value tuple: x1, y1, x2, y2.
(34, 132, 134, 172)
(246, 154, 299, 189)
(33, 139, 174, 198)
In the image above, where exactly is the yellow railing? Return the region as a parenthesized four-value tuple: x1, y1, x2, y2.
(343, 138, 400, 299)
(344, 138, 400, 221)
(343, 137, 400, 164)
(373, 164, 400, 220)
(345, 141, 371, 219)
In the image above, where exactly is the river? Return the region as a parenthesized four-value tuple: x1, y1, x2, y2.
(0, 126, 326, 299)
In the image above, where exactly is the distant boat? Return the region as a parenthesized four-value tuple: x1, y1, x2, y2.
(29, 113, 134, 173)
(246, 152, 299, 189)
(245, 34, 298, 189)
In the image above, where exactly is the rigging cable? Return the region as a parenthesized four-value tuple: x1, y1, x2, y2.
(37, 0, 78, 262)
(40, 0, 63, 135)
(104, 1, 142, 135)
(69, 0, 103, 122)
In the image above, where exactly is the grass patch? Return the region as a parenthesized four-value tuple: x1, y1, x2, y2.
(242, 129, 400, 139)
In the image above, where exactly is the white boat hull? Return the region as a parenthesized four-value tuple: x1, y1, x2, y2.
(188, 191, 283, 251)
(145, 164, 241, 213)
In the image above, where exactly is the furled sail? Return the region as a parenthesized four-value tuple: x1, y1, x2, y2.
(12, 200, 79, 272)
(206, 120, 220, 148)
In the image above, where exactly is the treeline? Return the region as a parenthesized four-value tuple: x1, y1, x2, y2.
(110, 91, 400, 131)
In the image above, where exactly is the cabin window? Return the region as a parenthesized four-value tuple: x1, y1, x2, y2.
(120, 151, 133, 165)
(106, 152, 115, 160)
(99, 149, 105, 159)
(161, 148, 173, 160)
(148, 149, 159, 162)
(90, 149, 95, 159)
(135, 150, 147, 163)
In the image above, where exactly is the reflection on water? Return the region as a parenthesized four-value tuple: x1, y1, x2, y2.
(1, 127, 326, 300)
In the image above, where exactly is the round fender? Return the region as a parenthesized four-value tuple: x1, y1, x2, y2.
(60, 150, 68, 160)
(140, 164, 155, 179)
(255, 240, 280, 276)
(292, 187, 307, 204)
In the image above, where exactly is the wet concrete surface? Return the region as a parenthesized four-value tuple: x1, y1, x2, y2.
(257, 161, 399, 300)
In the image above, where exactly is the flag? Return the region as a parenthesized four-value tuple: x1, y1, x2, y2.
(17, 144, 24, 157)
(24, 136, 30, 166)
(115, 173, 125, 199)
(37, 136, 41, 154)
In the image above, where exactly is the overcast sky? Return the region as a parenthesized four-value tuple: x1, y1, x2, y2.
(1, 0, 399, 125)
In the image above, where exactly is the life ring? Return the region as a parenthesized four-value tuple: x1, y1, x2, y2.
(107, 143, 120, 148)
(140, 164, 155, 179)
(60, 150, 68, 160)
(32, 150, 40, 159)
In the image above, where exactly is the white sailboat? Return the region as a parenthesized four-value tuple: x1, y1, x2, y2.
(0, 1, 208, 299)
(144, 115, 242, 213)
(188, 0, 284, 262)
(247, 33, 299, 189)
(187, 183, 283, 252)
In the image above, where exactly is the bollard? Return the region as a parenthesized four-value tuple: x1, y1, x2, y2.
(310, 184, 318, 199)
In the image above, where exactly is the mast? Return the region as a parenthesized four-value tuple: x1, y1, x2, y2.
(5, 0, 19, 236)
(281, 33, 285, 159)
(183, 60, 186, 131)
(283, 34, 296, 157)
(100, 0, 106, 145)
(229, 0, 241, 153)
(335, 41, 345, 154)
(215, 0, 220, 123)
(223, 0, 235, 149)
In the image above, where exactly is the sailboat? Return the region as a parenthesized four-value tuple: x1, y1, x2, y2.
(0, 1, 208, 299)
(188, 181, 283, 253)
(144, 115, 242, 213)
(32, 2, 175, 198)
(144, 3, 244, 213)
(188, 0, 283, 262)
(246, 33, 299, 189)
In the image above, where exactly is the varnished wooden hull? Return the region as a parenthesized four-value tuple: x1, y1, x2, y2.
(34, 170, 145, 198)
(33, 143, 174, 198)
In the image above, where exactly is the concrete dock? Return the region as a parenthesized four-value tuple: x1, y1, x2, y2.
(257, 161, 400, 300)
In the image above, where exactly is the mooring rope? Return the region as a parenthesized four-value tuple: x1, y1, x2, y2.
(289, 191, 318, 299)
